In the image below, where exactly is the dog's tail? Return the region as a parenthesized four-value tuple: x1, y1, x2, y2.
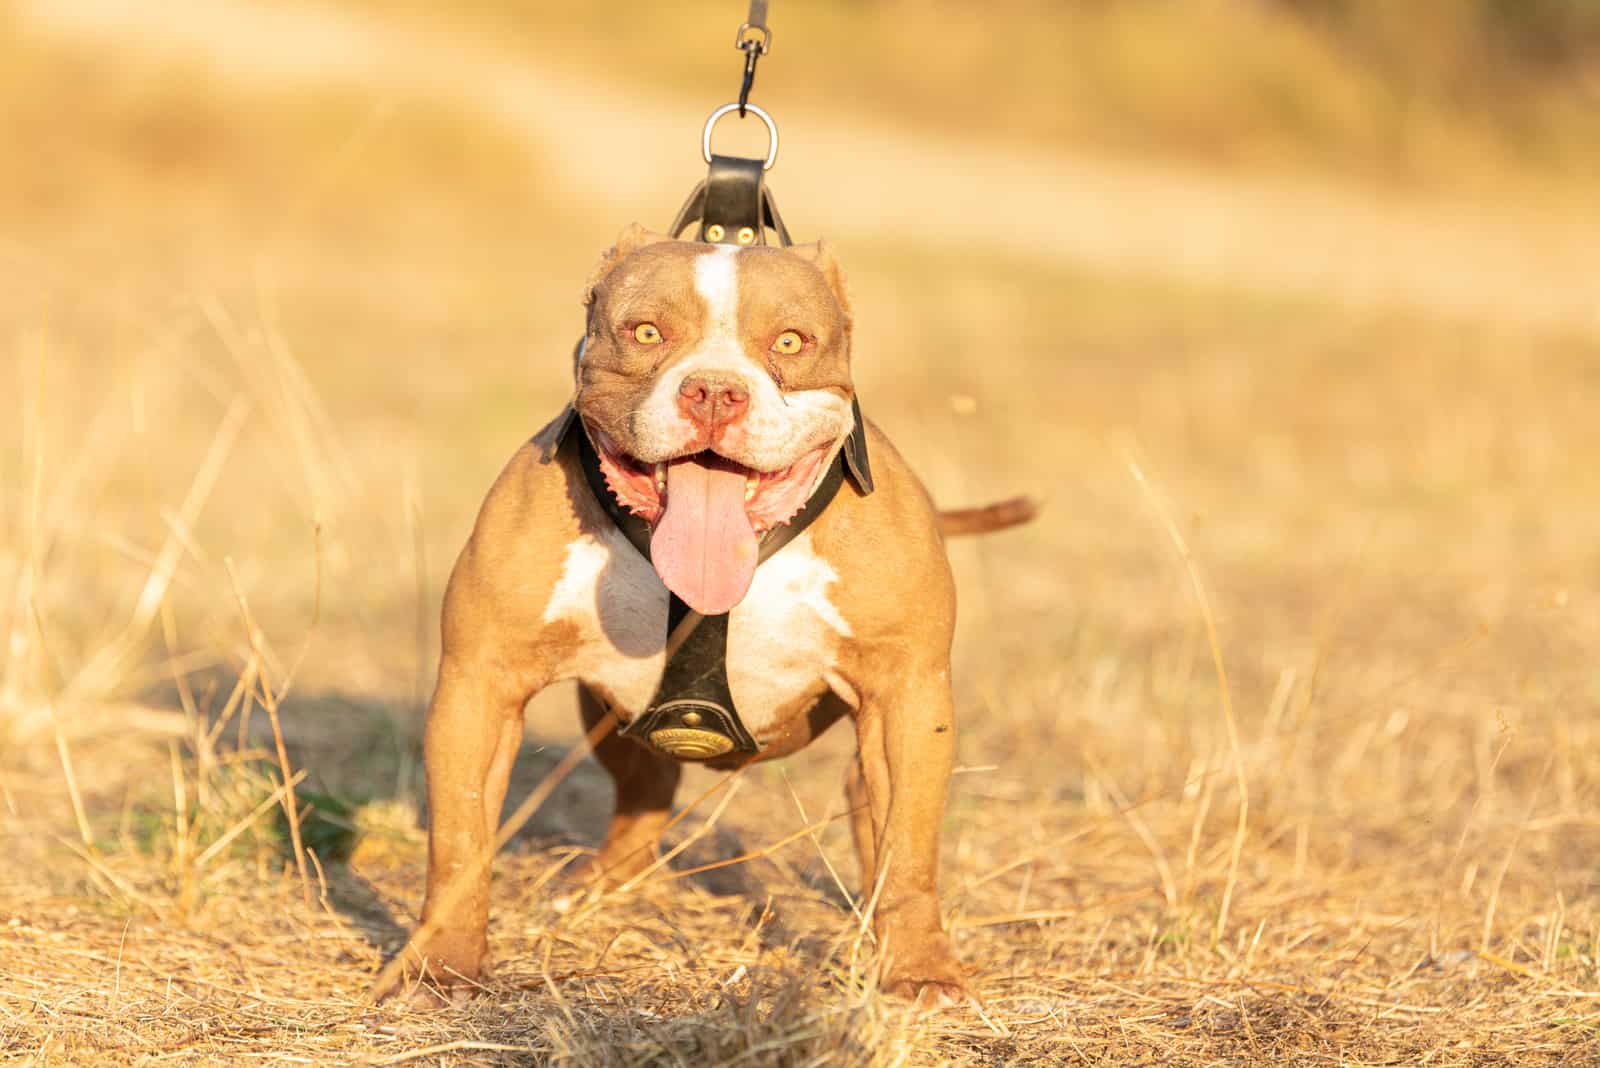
(938, 496, 1039, 537)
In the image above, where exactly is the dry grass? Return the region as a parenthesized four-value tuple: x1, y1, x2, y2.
(4, 2, 1600, 1065)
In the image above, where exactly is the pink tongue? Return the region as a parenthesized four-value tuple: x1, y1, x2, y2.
(650, 456, 759, 615)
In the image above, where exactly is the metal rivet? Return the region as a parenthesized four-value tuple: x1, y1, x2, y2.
(650, 727, 732, 759)
(736, 226, 756, 245)
(705, 223, 726, 242)
(682, 711, 703, 726)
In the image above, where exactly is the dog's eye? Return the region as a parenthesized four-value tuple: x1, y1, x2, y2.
(772, 330, 804, 355)
(633, 322, 664, 345)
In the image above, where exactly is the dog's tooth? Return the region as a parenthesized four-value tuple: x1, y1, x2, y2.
(744, 475, 758, 502)
(655, 462, 667, 493)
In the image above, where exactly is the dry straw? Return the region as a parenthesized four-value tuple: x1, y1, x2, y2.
(1123, 444, 1248, 946)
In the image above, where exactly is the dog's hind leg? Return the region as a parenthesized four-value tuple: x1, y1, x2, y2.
(845, 753, 878, 893)
(579, 685, 682, 884)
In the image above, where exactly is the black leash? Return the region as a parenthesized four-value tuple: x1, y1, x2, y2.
(565, 1, 874, 762)
(735, 1, 771, 117)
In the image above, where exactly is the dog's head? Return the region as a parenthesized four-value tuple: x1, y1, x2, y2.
(575, 224, 857, 614)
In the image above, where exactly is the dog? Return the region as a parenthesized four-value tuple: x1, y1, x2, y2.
(375, 225, 1034, 1006)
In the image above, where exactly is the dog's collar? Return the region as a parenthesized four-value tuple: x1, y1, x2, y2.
(553, 405, 868, 761)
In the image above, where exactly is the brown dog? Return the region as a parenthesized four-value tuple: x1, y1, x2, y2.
(376, 226, 1032, 1005)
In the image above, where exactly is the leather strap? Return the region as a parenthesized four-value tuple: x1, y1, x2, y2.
(668, 155, 794, 247)
(842, 398, 874, 495)
(573, 420, 652, 558)
(703, 155, 763, 245)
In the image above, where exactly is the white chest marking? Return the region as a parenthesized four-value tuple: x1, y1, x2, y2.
(542, 527, 850, 733)
(542, 525, 668, 713)
(725, 533, 851, 735)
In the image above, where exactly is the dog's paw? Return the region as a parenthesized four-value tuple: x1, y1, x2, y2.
(880, 945, 974, 1009)
(373, 977, 478, 1011)
(369, 934, 488, 1008)
(568, 844, 658, 888)
(885, 974, 971, 1008)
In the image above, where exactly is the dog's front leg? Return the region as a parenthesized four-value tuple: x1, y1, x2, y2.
(375, 653, 530, 1004)
(854, 666, 969, 1004)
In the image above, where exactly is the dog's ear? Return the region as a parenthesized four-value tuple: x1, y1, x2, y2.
(582, 223, 674, 306)
(790, 240, 851, 319)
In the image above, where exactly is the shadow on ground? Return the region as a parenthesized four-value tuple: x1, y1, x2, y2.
(157, 680, 853, 962)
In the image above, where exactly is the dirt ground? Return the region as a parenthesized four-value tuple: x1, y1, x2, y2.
(2, 2, 1598, 1064)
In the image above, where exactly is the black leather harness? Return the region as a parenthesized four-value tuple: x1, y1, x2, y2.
(561, 141, 873, 762)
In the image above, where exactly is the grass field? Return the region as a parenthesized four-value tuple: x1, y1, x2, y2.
(3, 1, 1599, 1064)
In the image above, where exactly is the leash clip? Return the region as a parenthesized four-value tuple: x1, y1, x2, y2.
(734, 4, 772, 116)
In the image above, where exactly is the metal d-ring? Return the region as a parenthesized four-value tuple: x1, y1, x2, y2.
(701, 103, 779, 171)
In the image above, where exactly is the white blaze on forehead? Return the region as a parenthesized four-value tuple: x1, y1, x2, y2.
(693, 245, 741, 338)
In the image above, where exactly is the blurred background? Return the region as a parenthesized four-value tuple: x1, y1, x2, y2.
(2, 0, 1598, 1061)
(5, 0, 1596, 704)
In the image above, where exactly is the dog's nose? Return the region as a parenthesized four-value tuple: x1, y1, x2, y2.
(678, 374, 750, 430)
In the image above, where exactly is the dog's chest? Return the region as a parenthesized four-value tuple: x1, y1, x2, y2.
(542, 527, 851, 734)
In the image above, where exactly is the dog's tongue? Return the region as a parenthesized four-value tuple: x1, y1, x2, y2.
(650, 455, 758, 615)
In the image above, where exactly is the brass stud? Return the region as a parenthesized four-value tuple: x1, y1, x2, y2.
(650, 728, 734, 759)
(682, 711, 703, 726)
(705, 223, 726, 242)
(736, 226, 756, 245)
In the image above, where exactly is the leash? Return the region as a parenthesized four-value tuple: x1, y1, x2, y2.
(735, 0, 771, 118)
(565, 1, 873, 763)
